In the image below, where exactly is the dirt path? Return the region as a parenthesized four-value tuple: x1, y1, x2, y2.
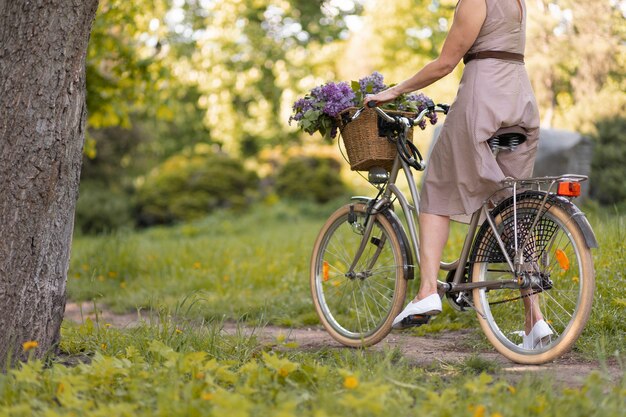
(64, 302, 622, 387)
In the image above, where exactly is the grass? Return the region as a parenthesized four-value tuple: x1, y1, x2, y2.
(67, 200, 625, 358)
(1, 313, 624, 416)
(1, 201, 624, 415)
(67, 201, 329, 326)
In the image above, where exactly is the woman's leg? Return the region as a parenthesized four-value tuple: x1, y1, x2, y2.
(414, 213, 450, 301)
(522, 292, 544, 334)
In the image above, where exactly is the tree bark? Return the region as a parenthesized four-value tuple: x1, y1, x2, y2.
(0, 0, 99, 368)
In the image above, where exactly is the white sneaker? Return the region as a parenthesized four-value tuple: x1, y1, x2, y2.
(392, 294, 442, 329)
(516, 319, 554, 349)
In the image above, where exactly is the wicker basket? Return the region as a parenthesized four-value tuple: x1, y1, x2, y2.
(337, 107, 414, 171)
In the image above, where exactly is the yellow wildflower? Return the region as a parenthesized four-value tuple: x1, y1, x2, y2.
(472, 405, 486, 417)
(192, 262, 202, 269)
(201, 392, 213, 401)
(101, 343, 107, 350)
(278, 367, 290, 377)
(175, 328, 183, 334)
(108, 271, 118, 278)
(120, 282, 127, 289)
(22, 341, 38, 352)
(343, 376, 359, 389)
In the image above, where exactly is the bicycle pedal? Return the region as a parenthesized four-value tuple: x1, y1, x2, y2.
(396, 314, 431, 329)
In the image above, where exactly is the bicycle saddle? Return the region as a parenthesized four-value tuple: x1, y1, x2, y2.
(487, 126, 527, 151)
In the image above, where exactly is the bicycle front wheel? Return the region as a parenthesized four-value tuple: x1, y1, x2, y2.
(310, 203, 410, 347)
(471, 193, 595, 364)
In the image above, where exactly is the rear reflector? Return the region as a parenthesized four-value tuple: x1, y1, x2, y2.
(557, 182, 581, 197)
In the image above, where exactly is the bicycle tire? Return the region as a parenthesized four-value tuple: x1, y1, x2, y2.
(310, 203, 410, 347)
(470, 192, 595, 364)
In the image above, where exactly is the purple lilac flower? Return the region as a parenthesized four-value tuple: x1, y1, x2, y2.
(316, 81, 356, 118)
(399, 92, 438, 129)
(358, 71, 387, 95)
(289, 97, 315, 123)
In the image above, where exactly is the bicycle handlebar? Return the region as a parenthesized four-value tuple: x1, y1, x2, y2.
(353, 101, 450, 125)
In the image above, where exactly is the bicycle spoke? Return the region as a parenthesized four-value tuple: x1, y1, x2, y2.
(359, 282, 378, 330)
(364, 282, 389, 318)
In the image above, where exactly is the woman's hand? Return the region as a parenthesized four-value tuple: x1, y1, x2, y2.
(363, 86, 401, 107)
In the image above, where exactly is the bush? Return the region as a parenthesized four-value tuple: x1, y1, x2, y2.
(135, 151, 258, 226)
(75, 181, 134, 234)
(275, 156, 348, 203)
(590, 116, 626, 206)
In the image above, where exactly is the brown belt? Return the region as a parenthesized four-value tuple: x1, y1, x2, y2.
(463, 50, 525, 64)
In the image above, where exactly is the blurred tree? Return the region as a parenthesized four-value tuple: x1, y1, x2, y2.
(342, 0, 459, 102)
(526, 0, 626, 133)
(81, 0, 362, 180)
(184, 0, 362, 156)
(86, 0, 172, 131)
(81, 0, 218, 204)
(342, 0, 625, 136)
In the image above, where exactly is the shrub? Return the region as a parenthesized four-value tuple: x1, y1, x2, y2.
(275, 156, 348, 203)
(590, 116, 626, 206)
(75, 181, 134, 234)
(135, 151, 258, 226)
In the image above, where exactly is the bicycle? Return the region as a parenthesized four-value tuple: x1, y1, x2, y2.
(309, 101, 597, 364)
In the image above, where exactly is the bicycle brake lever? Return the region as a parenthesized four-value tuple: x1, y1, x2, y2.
(351, 107, 366, 121)
(437, 103, 450, 114)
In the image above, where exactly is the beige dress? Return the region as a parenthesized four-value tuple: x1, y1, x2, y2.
(420, 0, 540, 217)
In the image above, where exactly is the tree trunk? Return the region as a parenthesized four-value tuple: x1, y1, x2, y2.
(0, 0, 99, 368)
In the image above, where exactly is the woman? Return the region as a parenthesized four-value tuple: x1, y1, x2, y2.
(364, 0, 551, 349)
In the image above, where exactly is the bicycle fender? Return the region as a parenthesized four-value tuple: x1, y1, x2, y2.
(380, 207, 415, 280)
(548, 195, 599, 249)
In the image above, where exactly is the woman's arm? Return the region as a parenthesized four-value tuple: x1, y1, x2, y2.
(364, 0, 487, 105)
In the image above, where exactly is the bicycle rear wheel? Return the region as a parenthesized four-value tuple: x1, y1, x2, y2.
(471, 193, 595, 364)
(310, 203, 410, 347)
